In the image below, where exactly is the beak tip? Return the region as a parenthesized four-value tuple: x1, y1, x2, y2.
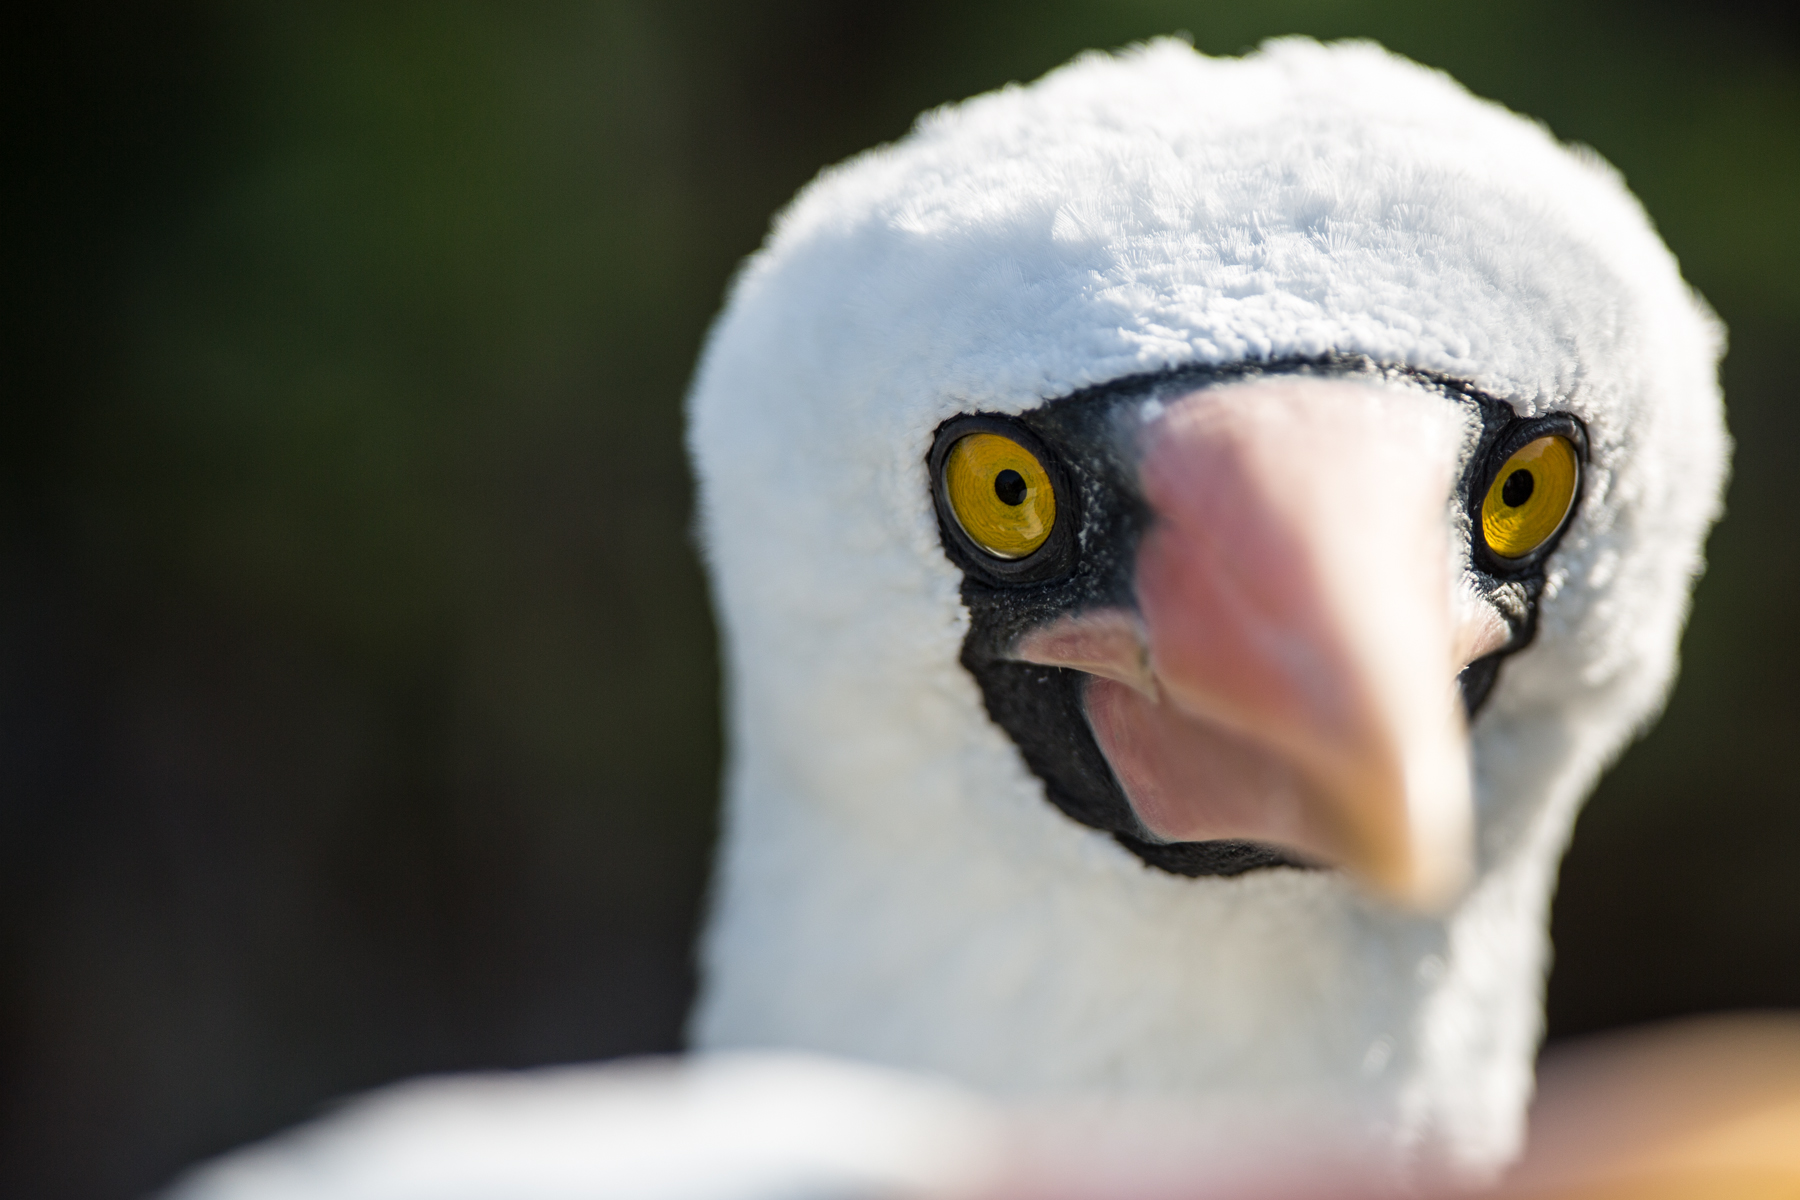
(1365, 811, 1475, 914)
(1334, 744, 1476, 912)
(1388, 849, 1473, 913)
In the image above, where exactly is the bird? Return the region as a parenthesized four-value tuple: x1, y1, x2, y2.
(167, 36, 1737, 1200)
(684, 33, 1727, 1186)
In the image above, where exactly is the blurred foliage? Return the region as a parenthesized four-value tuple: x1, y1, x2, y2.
(2, 2, 1795, 1197)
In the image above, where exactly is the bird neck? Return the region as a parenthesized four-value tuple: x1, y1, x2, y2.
(690, 671, 1579, 1183)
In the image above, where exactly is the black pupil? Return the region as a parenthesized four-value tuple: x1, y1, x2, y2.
(1501, 468, 1535, 508)
(994, 469, 1028, 506)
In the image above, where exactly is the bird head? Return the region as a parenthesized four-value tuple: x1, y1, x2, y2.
(936, 364, 1543, 908)
(688, 36, 1727, 1183)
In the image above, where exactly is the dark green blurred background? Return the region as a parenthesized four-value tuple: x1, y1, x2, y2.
(4, 3, 1796, 1197)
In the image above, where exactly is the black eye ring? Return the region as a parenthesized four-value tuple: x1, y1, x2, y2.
(928, 413, 1080, 586)
(1470, 412, 1589, 576)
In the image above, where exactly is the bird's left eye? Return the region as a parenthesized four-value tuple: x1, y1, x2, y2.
(942, 432, 1056, 559)
(1481, 434, 1580, 562)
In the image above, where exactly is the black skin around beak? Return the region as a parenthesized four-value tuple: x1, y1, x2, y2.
(930, 354, 1582, 884)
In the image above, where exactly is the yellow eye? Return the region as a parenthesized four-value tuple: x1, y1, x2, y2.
(1481, 435, 1580, 561)
(943, 432, 1056, 559)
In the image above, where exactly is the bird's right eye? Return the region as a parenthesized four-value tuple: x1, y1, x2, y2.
(1481, 434, 1580, 562)
(942, 433, 1056, 559)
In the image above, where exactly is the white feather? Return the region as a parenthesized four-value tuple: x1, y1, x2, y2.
(165, 1054, 998, 1200)
(688, 36, 1726, 1185)
(166, 37, 1728, 1199)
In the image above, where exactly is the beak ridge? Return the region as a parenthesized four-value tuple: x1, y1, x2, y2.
(1018, 378, 1480, 908)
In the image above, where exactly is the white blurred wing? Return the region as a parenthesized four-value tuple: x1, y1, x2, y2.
(163, 1053, 1000, 1200)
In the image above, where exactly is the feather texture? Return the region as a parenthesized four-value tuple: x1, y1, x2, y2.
(687, 37, 1727, 1184)
(165, 37, 1729, 1199)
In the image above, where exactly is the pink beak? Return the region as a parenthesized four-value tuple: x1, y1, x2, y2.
(1016, 378, 1505, 907)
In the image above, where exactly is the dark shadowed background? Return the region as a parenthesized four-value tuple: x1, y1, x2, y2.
(4, 3, 1796, 1197)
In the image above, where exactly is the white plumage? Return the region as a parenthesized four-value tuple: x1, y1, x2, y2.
(168, 37, 1727, 1199)
(169, 1055, 1001, 1200)
(688, 34, 1723, 1182)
